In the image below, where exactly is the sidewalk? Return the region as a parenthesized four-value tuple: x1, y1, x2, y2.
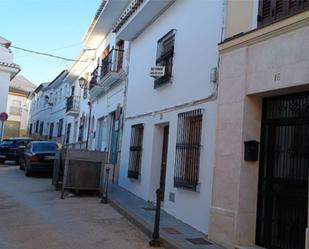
(108, 184, 224, 249)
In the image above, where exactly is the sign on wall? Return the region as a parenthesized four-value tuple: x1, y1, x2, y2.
(150, 66, 165, 78)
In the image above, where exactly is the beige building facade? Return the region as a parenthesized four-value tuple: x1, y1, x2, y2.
(209, 8, 309, 249)
(4, 76, 36, 138)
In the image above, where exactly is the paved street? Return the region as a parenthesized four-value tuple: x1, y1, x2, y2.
(0, 165, 162, 249)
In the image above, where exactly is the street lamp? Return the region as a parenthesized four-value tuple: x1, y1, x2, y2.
(78, 77, 88, 89)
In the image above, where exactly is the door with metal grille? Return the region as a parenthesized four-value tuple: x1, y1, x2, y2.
(257, 93, 309, 249)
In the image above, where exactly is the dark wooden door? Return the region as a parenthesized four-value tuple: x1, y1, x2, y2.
(160, 126, 169, 201)
(256, 93, 309, 249)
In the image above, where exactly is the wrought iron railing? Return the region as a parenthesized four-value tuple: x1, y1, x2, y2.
(128, 124, 144, 179)
(174, 109, 203, 191)
(66, 96, 80, 113)
(89, 66, 99, 90)
(89, 48, 124, 90)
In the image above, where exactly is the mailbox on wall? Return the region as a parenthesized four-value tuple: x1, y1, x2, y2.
(244, 140, 259, 161)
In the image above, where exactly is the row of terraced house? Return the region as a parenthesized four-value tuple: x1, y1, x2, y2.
(28, 1, 309, 249)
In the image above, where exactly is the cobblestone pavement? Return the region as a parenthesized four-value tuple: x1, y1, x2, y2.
(0, 165, 163, 249)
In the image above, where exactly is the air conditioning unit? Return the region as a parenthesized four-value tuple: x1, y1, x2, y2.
(150, 66, 165, 79)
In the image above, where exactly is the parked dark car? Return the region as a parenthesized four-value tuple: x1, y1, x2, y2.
(0, 137, 34, 164)
(21, 141, 58, 176)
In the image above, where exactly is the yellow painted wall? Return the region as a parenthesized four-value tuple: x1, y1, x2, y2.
(225, 0, 254, 39)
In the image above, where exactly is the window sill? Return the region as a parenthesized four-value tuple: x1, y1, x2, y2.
(174, 181, 200, 192)
(128, 170, 139, 179)
(154, 76, 172, 89)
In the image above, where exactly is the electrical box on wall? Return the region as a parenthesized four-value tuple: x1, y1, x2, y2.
(244, 140, 259, 161)
(210, 67, 218, 83)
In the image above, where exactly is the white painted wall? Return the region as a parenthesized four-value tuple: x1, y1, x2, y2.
(28, 76, 68, 141)
(0, 39, 17, 115)
(118, 0, 223, 234)
(0, 71, 11, 113)
(124, 1, 222, 117)
(84, 32, 130, 150)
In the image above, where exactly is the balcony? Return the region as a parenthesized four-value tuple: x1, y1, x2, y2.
(89, 48, 125, 99)
(66, 96, 80, 115)
(113, 0, 176, 41)
(10, 106, 21, 116)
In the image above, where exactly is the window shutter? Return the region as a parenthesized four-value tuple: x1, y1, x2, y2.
(258, 0, 273, 27)
(274, 0, 286, 19)
(258, 0, 309, 27)
(128, 124, 144, 179)
(287, 0, 301, 15)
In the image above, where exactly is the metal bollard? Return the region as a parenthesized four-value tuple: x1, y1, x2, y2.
(149, 188, 163, 247)
(101, 166, 111, 204)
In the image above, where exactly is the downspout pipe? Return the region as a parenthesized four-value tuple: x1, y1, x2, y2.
(86, 101, 92, 150)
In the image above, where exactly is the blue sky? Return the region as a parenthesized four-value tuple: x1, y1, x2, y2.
(0, 0, 101, 85)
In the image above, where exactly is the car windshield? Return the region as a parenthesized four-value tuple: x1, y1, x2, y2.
(32, 143, 57, 153)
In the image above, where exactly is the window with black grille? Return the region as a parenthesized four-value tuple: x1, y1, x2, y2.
(83, 87, 88, 99)
(49, 123, 54, 139)
(39, 122, 44, 136)
(128, 124, 144, 179)
(154, 30, 176, 89)
(57, 119, 63, 137)
(29, 123, 33, 135)
(35, 120, 39, 133)
(174, 109, 203, 191)
(78, 115, 85, 142)
(66, 123, 71, 144)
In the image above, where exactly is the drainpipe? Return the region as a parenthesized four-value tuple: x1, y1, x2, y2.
(86, 101, 92, 150)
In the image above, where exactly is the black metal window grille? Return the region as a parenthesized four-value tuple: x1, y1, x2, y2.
(174, 109, 203, 191)
(89, 66, 99, 90)
(57, 119, 63, 137)
(65, 123, 71, 144)
(83, 87, 88, 99)
(39, 122, 44, 136)
(78, 114, 85, 142)
(154, 30, 175, 88)
(128, 124, 144, 179)
(35, 120, 39, 133)
(49, 123, 54, 139)
(29, 123, 33, 135)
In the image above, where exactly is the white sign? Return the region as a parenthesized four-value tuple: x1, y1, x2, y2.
(150, 66, 165, 78)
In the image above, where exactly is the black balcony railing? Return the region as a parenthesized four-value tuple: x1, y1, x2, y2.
(89, 48, 124, 90)
(66, 96, 80, 113)
(89, 66, 99, 90)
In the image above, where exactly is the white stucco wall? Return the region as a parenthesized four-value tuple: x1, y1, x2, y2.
(0, 71, 11, 113)
(28, 77, 68, 140)
(124, 0, 222, 117)
(118, 0, 223, 234)
(0, 40, 17, 115)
